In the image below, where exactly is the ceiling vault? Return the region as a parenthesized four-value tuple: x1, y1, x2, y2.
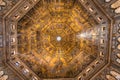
(0, 0, 120, 80)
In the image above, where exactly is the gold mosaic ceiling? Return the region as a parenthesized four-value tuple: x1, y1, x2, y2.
(17, 0, 99, 78)
(1, 0, 120, 80)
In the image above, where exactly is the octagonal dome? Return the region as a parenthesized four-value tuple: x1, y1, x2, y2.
(4, 0, 110, 80)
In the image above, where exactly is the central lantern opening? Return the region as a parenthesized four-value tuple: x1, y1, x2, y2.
(17, 0, 99, 78)
(56, 36, 62, 42)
